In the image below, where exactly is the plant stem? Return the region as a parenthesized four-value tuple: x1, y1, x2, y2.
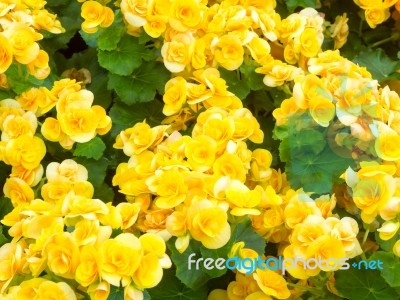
(287, 282, 322, 292)
(371, 33, 400, 48)
(358, 19, 363, 38)
(362, 228, 369, 247)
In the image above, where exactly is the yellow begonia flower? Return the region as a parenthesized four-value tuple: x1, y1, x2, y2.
(185, 135, 217, 171)
(227, 272, 262, 299)
(0, 243, 23, 293)
(253, 269, 291, 299)
(377, 220, 400, 240)
(283, 193, 321, 228)
(43, 232, 80, 279)
(97, 233, 143, 287)
(225, 180, 262, 216)
(375, 122, 400, 161)
(307, 236, 347, 270)
(81, 1, 114, 33)
(161, 37, 192, 73)
(331, 14, 349, 49)
(308, 95, 335, 127)
(87, 281, 110, 300)
(3, 177, 34, 206)
(12, 278, 77, 300)
(352, 176, 395, 224)
(213, 153, 246, 182)
(213, 35, 244, 70)
(163, 76, 187, 116)
(299, 27, 320, 57)
(188, 198, 231, 249)
(146, 168, 188, 208)
(2, 22, 42, 64)
(46, 159, 88, 183)
(75, 244, 98, 287)
(208, 289, 229, 300)
(61, 193, 110, 224)
(380, 197, 400, 221)
(1, 111, 37, 141)
(0, 34, 13, 73)
(169, 0, 203, 32)
(5, 134, 46, 170)
(10, 164, 43, 187)
(365, 7, 390, 28)
(257, 60, 303, 87)
(121, 0, 148, 27)
(32, 9, 65, 34)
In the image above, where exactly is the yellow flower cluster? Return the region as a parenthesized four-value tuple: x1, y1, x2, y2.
(113, 67, 290, 251)
(208, 270, 290, 300)
(342, 161, 400, 256)
(0, 98, 45, 207)
(278, 8, 324, 63)
(273, 49, 400, 256)
(342, 161, 400, 229)
(329, 13, 349, 49)
(115, 0, 329, 75)
(283, 214, 362, 279)
(354, 0, 398, 28)
(0, 0, 64, 79)
(161, 68, 264, 133)
(81, 0, 114, 33)
(40, 79, 112, 149)
(0, 158, 171, 299)
(4, 278, 77, 300)
(273, 50, 400, 153)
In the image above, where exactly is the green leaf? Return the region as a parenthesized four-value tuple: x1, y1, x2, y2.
(108, 285, 124, 300)
(285, 0, 317, 12)
(0, 196, 13, 221)
(335, 268, 398, 300)
(75, 157, 109, 186)
(107, 61, 170, 104)
(0, 89, 15, 100)
(79, 30, 99, 48)
(97, 10, 125, 51)
(230, 218, 266, 255)
(138, 30, 154, 45)
(246, 90, 275, 114)
(143, 290, 151, 300)
(167, 238, 211, 290)
(108, 100, 165, 142)
(219, 68, 250, 100)
(109, 100, 164, 127)
(73, 137, 106, 160)
(148, 268, 208, 300)
(279, 129, 326, 163)
(47, 0, 70, 6)
(200, 243, 230, 278)
(240, 64, 265, 91)
(93, 183, 115, 202)
(41, 1, 82, 55)
(353, 48, 400, 82)
(375, 231, 400, 252)
(5, 64, 47, 94)
(0, 163, 11, 196)
(98, 35, 155, 76)
(281, 114, 354, 194)
(0, 225, 10, 246)
(286, 144, 354, 195)
(369, 251, 400, 287)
